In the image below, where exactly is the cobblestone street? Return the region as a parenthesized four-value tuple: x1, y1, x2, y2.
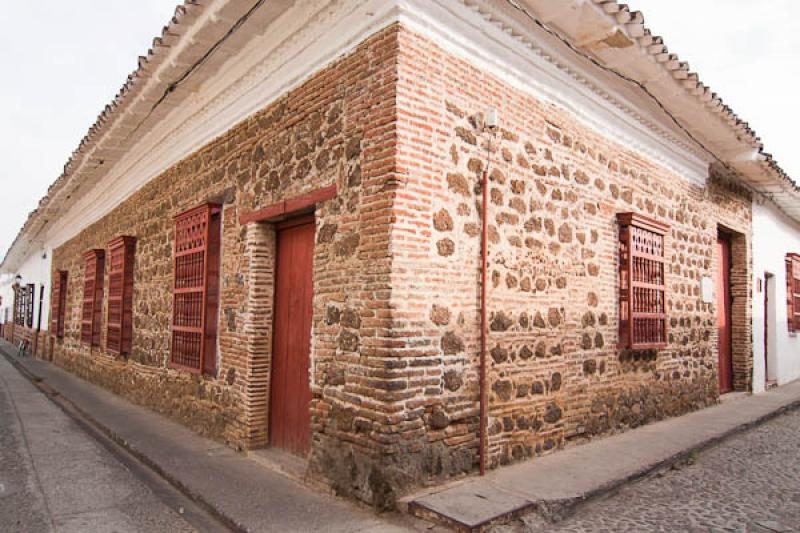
(515, 408, 800, 532)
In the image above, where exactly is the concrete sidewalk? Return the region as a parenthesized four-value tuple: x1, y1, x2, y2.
(408, 381, 800, 532)
(0, 341, 419, 533)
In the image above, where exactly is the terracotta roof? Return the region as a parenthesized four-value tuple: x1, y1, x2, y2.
(1, 0, 270, 272)
(3, 0, 797, 271)
(508, 0, 799, 216)
(589, 1, 797, 190)
(1, 2, 205, 270)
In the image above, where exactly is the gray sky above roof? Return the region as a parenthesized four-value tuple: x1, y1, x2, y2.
(0, 0, 797, 261)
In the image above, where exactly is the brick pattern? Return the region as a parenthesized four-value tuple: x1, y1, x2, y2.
(49, 24, 400, 484)
(387, 28, 751, 482)
(5, 324, 49, 357)
(44, 23, 754, 509)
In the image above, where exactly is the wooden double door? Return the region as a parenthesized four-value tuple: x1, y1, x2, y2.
(269, 215, 314, 455)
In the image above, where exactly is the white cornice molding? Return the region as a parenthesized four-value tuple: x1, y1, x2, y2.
(50, 0, 399, 248)
(398, 0, 710, 182)
(14, 0, 712, 270)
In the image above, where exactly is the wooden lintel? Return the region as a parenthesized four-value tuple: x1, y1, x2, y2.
(239, 184, 337, 225)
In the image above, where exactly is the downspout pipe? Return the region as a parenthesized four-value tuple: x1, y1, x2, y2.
(479, 109, 498, 476)
(479, 163, 489, 476)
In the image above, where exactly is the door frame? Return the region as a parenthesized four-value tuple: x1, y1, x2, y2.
(764, 272, 771, 383)
(717, 232, 734, 394)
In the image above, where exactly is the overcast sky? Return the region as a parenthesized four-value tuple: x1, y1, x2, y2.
(1, 1, 798, 260)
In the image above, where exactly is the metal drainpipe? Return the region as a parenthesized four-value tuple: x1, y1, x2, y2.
(479, 163, 489, 476)
(479, 112, 497, 476)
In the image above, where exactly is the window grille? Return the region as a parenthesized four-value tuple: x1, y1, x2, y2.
(618, 213, 669, 349)
(107, 236, 136, 355)
(171, 204, 221, 375)
(25, 284, 34, 328)
(787, 253, 800, 333)
(51, 271, 68, 338)
(81, 249, 105, 346)
(14, 286, 24, 326)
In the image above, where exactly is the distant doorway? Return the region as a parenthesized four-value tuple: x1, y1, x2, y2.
(764, 272, 777, 386)
(716, 234, 733, 394)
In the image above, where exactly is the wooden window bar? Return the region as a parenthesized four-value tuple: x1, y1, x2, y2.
(171, 203, 221, 375)
(25, 284, 34, 328)
(618, 212, 669, 350)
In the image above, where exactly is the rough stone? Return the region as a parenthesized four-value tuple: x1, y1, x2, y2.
(441, 332, 465, 355)
(430, 305, 451, 326)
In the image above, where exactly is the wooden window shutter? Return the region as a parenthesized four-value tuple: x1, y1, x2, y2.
(787, 254, 800, 333)
(618, 213, 669, 350)
(171, 203, 221, 375)
(107, 236, 136, 355)
(51, 271, 68, 338)
(81, 249, 105, 346)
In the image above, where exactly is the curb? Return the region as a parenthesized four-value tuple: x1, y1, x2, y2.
(409, 397, 800, 532)
(548, 395, 800, 520)
(0, 347, 245, 533)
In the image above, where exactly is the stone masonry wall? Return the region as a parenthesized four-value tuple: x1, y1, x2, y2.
(385, 27, 751, 489)
(45, 21, 753, 509)
(49, 25, 400, 507)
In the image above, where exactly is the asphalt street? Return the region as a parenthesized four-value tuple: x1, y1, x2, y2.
(0, 354, 224, 533)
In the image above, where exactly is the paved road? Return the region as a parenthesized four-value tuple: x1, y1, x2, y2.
(512, 408, 800, 532)
(0, 355, 219, 533)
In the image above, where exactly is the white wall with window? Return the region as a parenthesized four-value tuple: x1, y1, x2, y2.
(0, 273, 13, 327)
(752, 199, 800, 392)
(0, 247, 52, 332)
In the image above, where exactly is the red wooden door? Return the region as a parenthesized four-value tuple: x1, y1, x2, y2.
(716, 236, 733, 393)
(269, 216, 314, 455)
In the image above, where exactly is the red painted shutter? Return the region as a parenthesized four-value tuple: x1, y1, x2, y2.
(618, 213, 669, 350)
(81, 250, 105, 346)
(50, 274, 60, 335)
(788, 254, 800, 333)
(107, 236, 136, 355)
(171, 204, 221, 375)
(51, 271, 68, 338)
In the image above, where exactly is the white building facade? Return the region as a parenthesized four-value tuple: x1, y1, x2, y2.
(0, 243, 52, 349)
(752, 200, 800, 392)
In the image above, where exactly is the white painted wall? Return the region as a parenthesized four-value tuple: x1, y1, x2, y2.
(752, 200, 800, 392)
(0, 247, 51, 330)
(0, 274, 13, 326)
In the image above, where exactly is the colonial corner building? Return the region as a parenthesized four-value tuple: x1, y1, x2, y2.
(1, 0, 799, 510)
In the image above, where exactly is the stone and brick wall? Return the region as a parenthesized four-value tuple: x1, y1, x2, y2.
(3, 323, 49, 358)
(49, 24, 400, 505)
(384, 27, 751, 487)
(46, 22, 753, 509)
